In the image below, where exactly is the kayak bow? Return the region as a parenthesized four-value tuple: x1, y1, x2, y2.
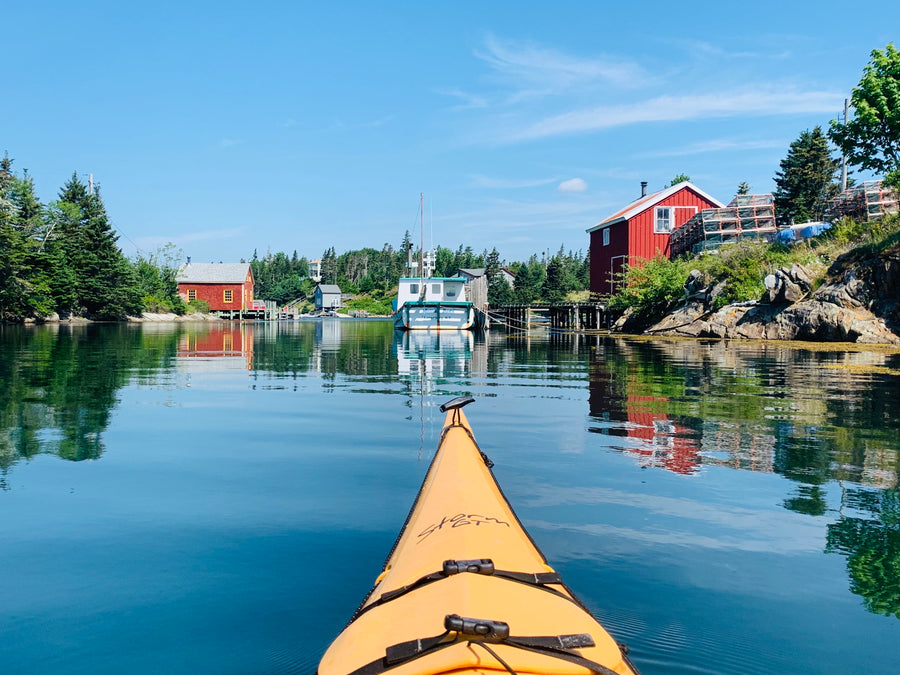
(318, 397, 640, 675)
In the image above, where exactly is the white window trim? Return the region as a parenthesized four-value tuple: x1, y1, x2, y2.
(602, 227, 610, 246)
(654, 206, 673, 234)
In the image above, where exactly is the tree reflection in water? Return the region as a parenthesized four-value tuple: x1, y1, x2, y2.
(585, 336, 900, 619)
(0, 324, 181, 487)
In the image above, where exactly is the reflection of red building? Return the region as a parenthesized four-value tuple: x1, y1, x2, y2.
(178, 324, 254, 370)
(625, 399, 701, 475)
(588, 358, 701, 475)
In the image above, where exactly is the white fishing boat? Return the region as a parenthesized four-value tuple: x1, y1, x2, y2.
(393, 276, 475, 330)
(392, 193, 477, 331)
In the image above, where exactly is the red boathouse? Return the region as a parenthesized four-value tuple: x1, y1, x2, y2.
(587, 181, 724, 296)
(176, 262, 255, 311)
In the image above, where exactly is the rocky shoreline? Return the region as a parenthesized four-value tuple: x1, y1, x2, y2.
(17, 312, 223, 325)
(619, 248, 900, 345)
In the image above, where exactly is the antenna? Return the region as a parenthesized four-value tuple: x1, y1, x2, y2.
(841, 98, 849, 191)
(420, 192, 425, 282)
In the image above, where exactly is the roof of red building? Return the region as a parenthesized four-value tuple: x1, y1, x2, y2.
(176, 262, 251, 284)
(587, 181, 725, 233)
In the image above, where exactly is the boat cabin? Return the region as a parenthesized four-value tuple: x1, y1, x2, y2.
(395, 277, 467, 310)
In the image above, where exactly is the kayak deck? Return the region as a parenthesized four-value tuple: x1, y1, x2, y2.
(318, 398, 640, 675)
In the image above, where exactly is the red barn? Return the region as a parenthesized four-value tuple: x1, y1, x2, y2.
(587, 181, 724, 296)
(176, 262, 254, 311)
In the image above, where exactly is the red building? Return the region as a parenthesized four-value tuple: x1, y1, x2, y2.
(176, 262, 255, 311)
(587, 181, 724, 296)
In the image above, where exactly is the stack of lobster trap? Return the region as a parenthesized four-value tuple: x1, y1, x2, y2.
(670, 194, 777, 258)
(825, 180, 899, 223)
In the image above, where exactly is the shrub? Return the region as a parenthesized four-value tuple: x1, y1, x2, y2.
(606, 255, 691, 314)
(344, 296, 393, 315)
(186, 299, 210, 314)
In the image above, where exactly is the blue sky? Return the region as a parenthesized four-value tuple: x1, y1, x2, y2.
(3, 1, 897, 264)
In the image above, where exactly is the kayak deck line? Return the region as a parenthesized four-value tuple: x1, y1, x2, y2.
(317, 397, 641, 675)
(345, 614, 625, 675)
(352, 558, 572, 621)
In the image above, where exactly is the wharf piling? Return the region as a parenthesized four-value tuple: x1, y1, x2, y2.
(491, 302, 606, 332)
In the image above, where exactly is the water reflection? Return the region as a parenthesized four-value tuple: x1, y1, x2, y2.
(2, 323, 899, 622)
(586, 336, 900, 618)
(0, 324, 181, 487)
(177, 323, 254, 370)
(587, 338, 900, 492)
(827, 485, 900, 619)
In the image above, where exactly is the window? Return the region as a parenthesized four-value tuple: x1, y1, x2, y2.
(602, 228, 610, 246)
(409, 283, 419, 294)
(655, 207, 673, 233)
(432, 284, 441, 294)
(224, 289, 233, 303)
(187, 289, 196, 301)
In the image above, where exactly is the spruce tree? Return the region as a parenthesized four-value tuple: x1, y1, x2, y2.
(0, 155, 27, 319)
(57, 174, 142, 319)
(773, 127, 841, 226)
(485, 248, 511, 305)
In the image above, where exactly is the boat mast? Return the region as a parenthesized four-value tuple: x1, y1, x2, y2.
(420, 192, 425, 283)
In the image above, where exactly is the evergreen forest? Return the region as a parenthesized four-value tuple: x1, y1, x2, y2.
(0, 153, 590, 322)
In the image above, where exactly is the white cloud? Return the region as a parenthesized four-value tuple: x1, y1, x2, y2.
(503, 86, 841, 142)
(637, 138, 785, 158)
(558, 178, 588, 193)
(475, 33, 647, 96)
(470, 174, 558, 189)
(435, 87, 488, 110)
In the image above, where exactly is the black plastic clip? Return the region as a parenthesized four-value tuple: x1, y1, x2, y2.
(444, 614, 510, 641)
(442, 558, 495, 575)
(439, 396, 475, 412)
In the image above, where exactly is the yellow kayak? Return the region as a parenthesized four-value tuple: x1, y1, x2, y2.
(318, 397, 641, 675)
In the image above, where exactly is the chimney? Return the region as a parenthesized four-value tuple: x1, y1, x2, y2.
(187, 256, 191, 264)
(640, 181, 648, 197)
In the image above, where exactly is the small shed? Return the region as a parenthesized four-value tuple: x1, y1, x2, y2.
(315, 284, 342, 310)
(457, 267, 515, 287)
(176, 262, 254, 311)
(587, 181, 724, 296)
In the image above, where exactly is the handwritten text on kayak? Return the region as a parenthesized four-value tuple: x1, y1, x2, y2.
(417, 513, 511, 542)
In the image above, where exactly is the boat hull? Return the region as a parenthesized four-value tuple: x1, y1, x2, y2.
(317, 401, 640, 675)
(393, 301, 475, 331)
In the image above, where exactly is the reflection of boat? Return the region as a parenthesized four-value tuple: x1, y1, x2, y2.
(318, 397, 641, 675)
(393, 276, 476, 330)
(394, 329, 474, 377)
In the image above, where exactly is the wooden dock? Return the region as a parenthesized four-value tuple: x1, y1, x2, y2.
(490, 302, 607, 331)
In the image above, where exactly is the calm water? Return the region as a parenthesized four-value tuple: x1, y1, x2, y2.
(1, 320, 899, 674)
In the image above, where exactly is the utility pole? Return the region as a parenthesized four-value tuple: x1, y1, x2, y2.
(841, 98, 849, 191)
(89, 173, 94, 195)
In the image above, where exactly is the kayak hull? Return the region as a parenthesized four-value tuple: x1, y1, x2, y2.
(318, 402, 640, 675)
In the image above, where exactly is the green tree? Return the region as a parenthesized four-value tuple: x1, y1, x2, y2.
(737, 181, 751, 195)
(485, 248, 512, 305)
(773, 127, 841, 226)
(134, 243, 186, 314)
(830, 44, 900, 190)
(57, 174, 142, 319)
(512, 255, 544, 304)
(667, 173, 691, 187)
(320, 247, 338, 284)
